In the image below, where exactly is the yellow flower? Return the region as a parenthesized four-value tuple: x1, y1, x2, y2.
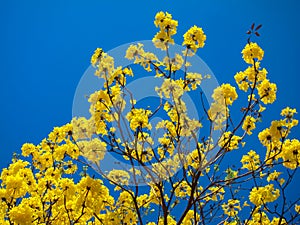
(157, 134, 175, 158)
(183, 25, 206, 52)
(140, 52, 159, 72)
(280, 107, 298, 128)
(9, 199, 35, 225)
(95, 52, 116, 81)
(125, 43, 145, 60)
(242, 42, 264, 64)
(63, 160, 78, 174)
(249, 184, 280, 206)
(21, 143, 36, 157)
(222, 199, 241, 217)
(234, 64, 268, 92)
(126, 43, 159, 71)
(281, 139, 300, 169)
(64, 140, 80, 159)
(90, 47, 103, 66)
(281, 106, 297, 118)
(153, 11, 178, 50)
(59, 178, 76, 198)
(257, 79, 277, 104)
(148, 184, 163, 205)
(186, 149, 207, 170)
(174, 181, 191, 198)
(78, 138, 106, 162)
(245, 211, 270, 225)
(48, 126, 68, 143)
(241, 150, 260, 171)
(258, 128, 272, 146)
(212, 83, 238, 105)
(234, 71, 249, 91)
(207, 186, 225, 201)
(219, 132, 241, 151)
(267, 170, 282, 182)
(76, 176, 113, 213)
(242, 116, 256, 135)
(126, 108, 152, 131)
(186, 72, 203, 90)
(243, 201, 250, 207)
(107, 169, 130, 186)
(269, 120, 286, 141)
(208, 102, 228, 129)
(71, 117, 95, 140)
(137, 194, 149, 208)
(154, 12, 177, 35)
(126, 143, 154, 163)
(153, 31, 174, 50)
(156, 78, 185, 99)
(270, 217, 287, 225)
(163, 53, 184, 71)
(157, 215, 177, 225)
(259, 104, 266, 113)
(295, 204, 300, 214)
(182, 210, 200, 225)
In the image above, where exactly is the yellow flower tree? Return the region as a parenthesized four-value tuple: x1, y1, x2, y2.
(0, 12, 300, 225)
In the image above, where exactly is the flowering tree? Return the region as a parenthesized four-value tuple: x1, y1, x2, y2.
(1, 12, 300, 225)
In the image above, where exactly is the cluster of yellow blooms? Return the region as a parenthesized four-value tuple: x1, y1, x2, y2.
(245, 211, 287, 225)
(218, 131, 242, 151)
(153, 11, 178, 50)
(222, 199, 241, 217)
(241, 42, 264, 64)
(249, 184, 280, 206)
(236, 46, 277, 105)
(240, 149, 260, 171)
(0, 127, 118, 224)
(182, 26, 206, 54)
(208, 83, 238, 130)
(126, 108, 152, 131)
(257, 107, 299, 168)
(0, 11, 299, 224)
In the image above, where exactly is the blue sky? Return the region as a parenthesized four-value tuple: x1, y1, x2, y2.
(0, 0, 300, 221)
(1, 0, 300, 165)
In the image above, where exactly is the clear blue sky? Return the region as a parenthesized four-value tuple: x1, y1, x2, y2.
(0, 0, 300, 219)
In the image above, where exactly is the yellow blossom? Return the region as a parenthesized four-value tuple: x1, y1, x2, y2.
(107, 170, 130, 186)
(183, 25, 206, 52)
(267, 170, 282, 182)
(222, 199, 241, 217)
(242, 42, 264, 64)
(90, 47, 103, 66)
(212, 83, 238, 105)
(153, 11, 178, 50)
(295, 204, 300, 214)
(174, 181, 191, 198)
(281, 139, 300, 169)
(219, 132, 241, 151)
(242, 116, 256, 135)
(257, 79, 277, 104)
(249, 184, 280, 206)
(126, 108, 152, 131)
(241, 150, 260, 171)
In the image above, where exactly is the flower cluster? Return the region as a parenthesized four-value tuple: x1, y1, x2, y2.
(153, 11, 178, 50)
(208, 83, 238, 130)
(183, 25, 206, 53)
(249, 184, 280, 206)
(126, 108, 152, 131)
(242, 42, 264, 64)
(241, 150, 260, 171)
